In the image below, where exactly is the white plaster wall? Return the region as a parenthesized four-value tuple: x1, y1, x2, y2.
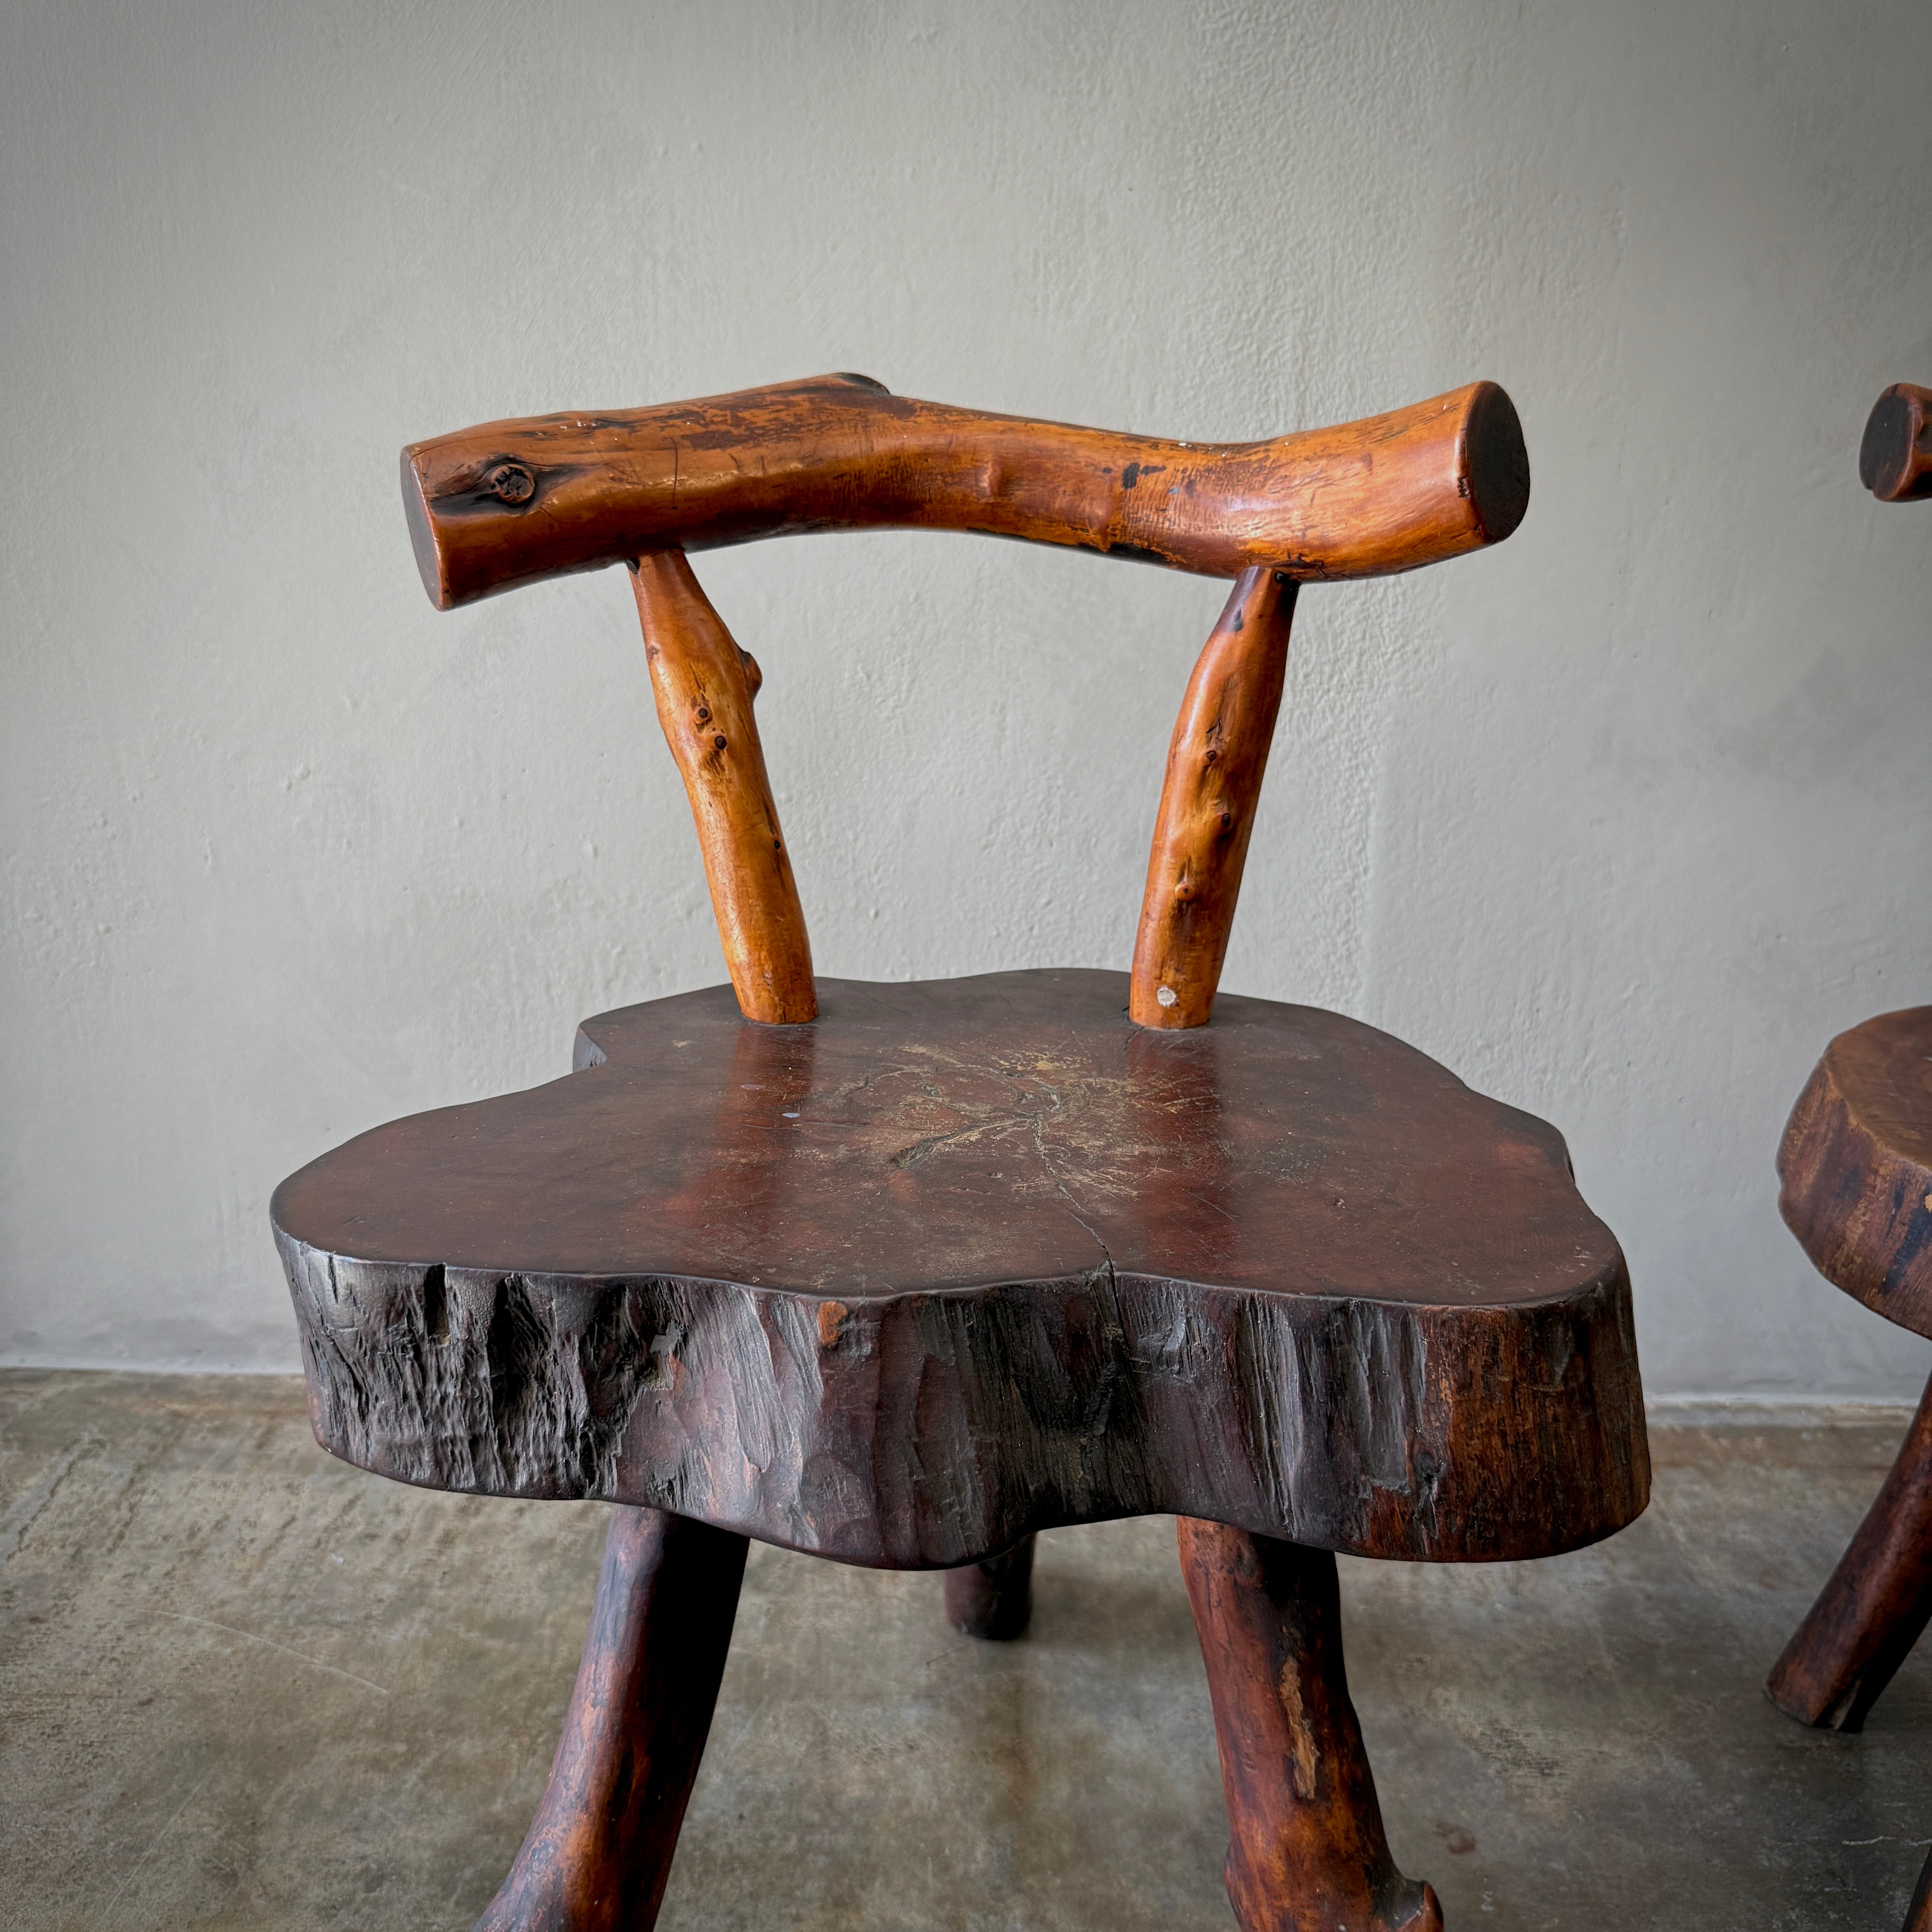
(4, 0, 1928, 1394)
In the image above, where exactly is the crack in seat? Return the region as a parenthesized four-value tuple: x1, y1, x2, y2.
(273, 373, 1645, 1932)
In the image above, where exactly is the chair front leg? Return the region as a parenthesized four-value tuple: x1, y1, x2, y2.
(1178, 1518, 1441, 1932)
(474, 1506, 749, 1932)
(1767, 1368, 1932, 1731)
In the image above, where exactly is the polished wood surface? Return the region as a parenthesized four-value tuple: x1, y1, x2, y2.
(630, 551, 815, 1024)
(1131, 567, 1297, 1028)
(1777, 1007, 1932, 1341)
(273, 970, 1647, 1568)
(1860, 382, 1932, 502)
(1180, 1519, 1442, 1932)
(1767, 1369, 1932, 1730)
(473, 1506, 746, 1932)
(402, 374, 1529, 609)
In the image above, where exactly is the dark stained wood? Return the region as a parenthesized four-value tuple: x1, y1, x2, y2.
(1909, 1845, 1932, 1932)
(630, 550, 815, 1025)
(401, 375, 1530, 610)
(1767, 1368, 1932, 1730)
(1179, 1518, 1442, 1932)
(943, 1536, 1035, 1640)
(1777, 1007, 1932, 1341)
(273, 970, 1648, 1569)
(1769, 1009, 1932, 1745)
(1859, 382, 1932, 502)
(472, 1505, 746, 1932)
(1132, 566, 1297, 1028)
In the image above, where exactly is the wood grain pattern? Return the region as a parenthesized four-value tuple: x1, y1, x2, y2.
(1179, 1518, 1442, 1932)
(472, 1505, 746, 1932)
(630, 550, 815, 1024)
(1767, 1368, 1932, 1730)
(272, 970, 1648, 1569)
(1860, 382, 1932, 502)
(1776, 1007, 1932, 1340)
(401, 374, 1529, 610)
(1131, 566, 1297, 1027)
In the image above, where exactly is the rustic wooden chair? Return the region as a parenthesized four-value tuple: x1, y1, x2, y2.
(271, 373, 1650, 1932)
(1766, 380, 1932, 1932)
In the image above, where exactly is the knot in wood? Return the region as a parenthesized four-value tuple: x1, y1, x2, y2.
(483, 462, 536, 506)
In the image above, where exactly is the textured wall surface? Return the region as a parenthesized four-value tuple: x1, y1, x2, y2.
(4, 0, 1928, 1394)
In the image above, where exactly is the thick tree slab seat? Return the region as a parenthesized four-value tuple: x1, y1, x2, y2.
(273, 970, 1647, 1570)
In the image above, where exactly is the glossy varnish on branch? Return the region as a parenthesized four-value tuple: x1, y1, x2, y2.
(402, 375, 1530, 608)
(630, 551, 814, 1024)
(1132, 567, 1297, 1027)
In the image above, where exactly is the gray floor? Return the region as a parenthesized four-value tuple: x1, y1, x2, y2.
(1, 1372, 1927, 1931)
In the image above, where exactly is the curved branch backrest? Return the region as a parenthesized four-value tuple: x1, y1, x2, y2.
(402, 373, 1531, 1027)
(1861, 383, 1932, 502)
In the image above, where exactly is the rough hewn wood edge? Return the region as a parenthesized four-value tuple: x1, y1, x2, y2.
(278, 1229, 1648, 1569)
(1131, 567, 1296, 1027)
(1777, 1041, 1932, 1340)
(631, 550, 816, 1025)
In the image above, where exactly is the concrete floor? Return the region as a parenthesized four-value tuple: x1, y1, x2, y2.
(1, 1372, 1928, 1931)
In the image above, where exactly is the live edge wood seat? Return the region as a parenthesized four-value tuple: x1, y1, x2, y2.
(272, 373, 1648, 1932)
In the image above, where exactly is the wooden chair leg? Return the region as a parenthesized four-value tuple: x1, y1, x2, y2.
(943, 1534, 1036, 1639)
(473, 1505, 749, 1932)
(1178, 1518, 1441, 1932)
(1767, 1369, 1932, 1731)
(1907, 1845, 1932, 1932)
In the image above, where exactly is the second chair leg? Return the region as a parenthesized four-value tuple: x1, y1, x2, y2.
(1767, 1368, 1932, 1731)
(1178, 1518, 1441, 1932)
(943, 1535, 1036, 1639)
(1908, 1845, 1932, 1932)
(472, 1504, 749, 1932)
